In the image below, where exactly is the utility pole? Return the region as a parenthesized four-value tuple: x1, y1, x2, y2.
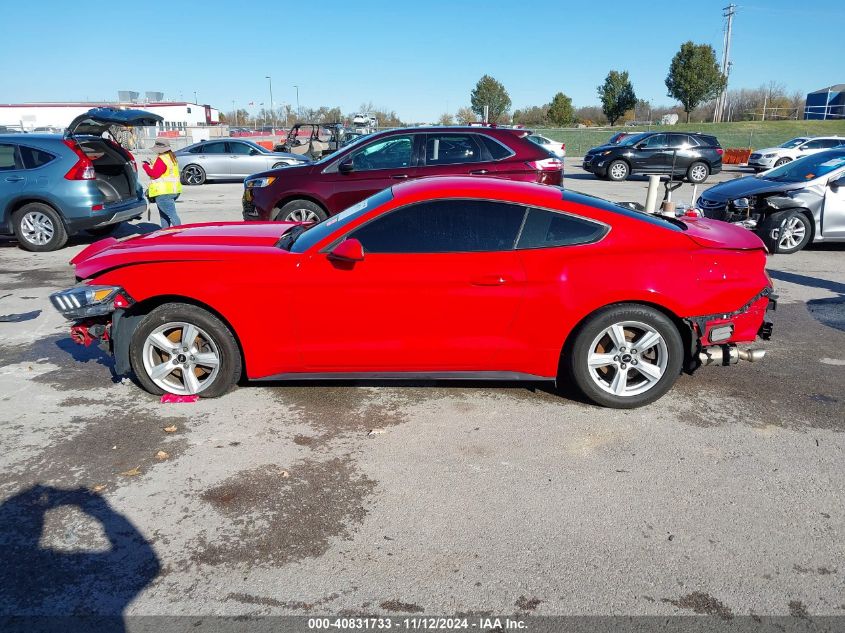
(713, 4, 736, 123)
(232, 100, 237, 126)
(293, 85, 300, 118)
(266, 76, 274, 133)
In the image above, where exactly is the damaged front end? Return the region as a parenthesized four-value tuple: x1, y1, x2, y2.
(50, 285, 134, 357)
(684, 287, 777, 371)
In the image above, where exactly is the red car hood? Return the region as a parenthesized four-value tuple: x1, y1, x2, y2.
(681, 216, 766, 250)
(72, 222, 300, 279)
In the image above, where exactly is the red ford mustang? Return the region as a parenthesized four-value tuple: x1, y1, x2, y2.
(51, 177, 775, 408)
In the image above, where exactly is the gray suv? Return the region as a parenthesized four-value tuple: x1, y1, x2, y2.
(0, 108, 161, 252)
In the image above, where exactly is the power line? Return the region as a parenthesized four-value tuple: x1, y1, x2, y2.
(713, 4, 737, 123)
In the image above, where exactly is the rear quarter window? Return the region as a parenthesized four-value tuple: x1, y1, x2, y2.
(517, 208, 607, 249)
(480, 135, 514, 160)
(18, 145, 56, 169)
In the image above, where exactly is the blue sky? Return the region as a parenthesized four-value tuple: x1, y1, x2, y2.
(2, 0, 842, 121)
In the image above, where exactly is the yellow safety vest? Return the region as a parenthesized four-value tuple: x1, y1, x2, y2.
(148, 152, 182, 197)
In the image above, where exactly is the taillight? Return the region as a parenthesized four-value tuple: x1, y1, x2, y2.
(125, 149, 137, 173)
(526, 157, 562, 171)
(716, 148, 724, 156)
(63, 139, 95, 180)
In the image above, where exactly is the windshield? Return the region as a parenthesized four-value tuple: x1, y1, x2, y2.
(617, 133, 648, 147)
(240, 140, 270, 153)
(759, 150, 845, 183)
(282, 187, 395, 253)
(778, 137, 808, 149)
(313, 133, 372, 165)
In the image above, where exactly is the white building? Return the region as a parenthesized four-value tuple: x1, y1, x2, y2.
(0, 101, 221, 135)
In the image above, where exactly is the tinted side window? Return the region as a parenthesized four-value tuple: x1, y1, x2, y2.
(668, 134, 694, 148)
(480, 135, 513, 159)
(350, 200, 525, 253)
(228, 142, 254, 155)
(517, 208, 607, 249)
(351, 135, 413, 170)
(424, 134, 482, 165)
(821, 139, 843, 148)
(188, 145, 205, 154)
(641, 134, 667, 149)
(0, 144, 20, 171)
(203, 142, 228, 154)
(18, 145, 55, 169)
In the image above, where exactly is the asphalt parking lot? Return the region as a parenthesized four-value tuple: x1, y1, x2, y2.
(1, 159, 843, 621)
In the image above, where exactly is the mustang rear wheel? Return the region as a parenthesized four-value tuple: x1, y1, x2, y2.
(129, 303, 241, 398)
(567, 304, 683, 408)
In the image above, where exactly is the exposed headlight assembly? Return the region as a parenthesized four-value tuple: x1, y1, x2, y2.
(245, 176, 277, 188)
(50, 285, 131, 320)
(764, 153, 776, 158)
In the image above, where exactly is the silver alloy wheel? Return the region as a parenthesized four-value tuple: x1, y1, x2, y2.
(20, 211, 55, 245)
(777, 215, 806, 251)
(609, 162, 628, 180)
(690, 164, 708, 182)
(141, 321, 221, 395)
(183, 165, 204, 185)
(285, 208, 320, 222)
(586, 320, 669, 397)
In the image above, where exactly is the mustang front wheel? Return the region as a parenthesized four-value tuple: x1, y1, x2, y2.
(130, 303, 241, 398)
(568, 304, 683, 408)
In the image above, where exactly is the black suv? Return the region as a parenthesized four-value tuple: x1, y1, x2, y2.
(583, 132, 723, 183)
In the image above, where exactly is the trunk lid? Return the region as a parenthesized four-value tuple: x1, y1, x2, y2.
(66, 108, 163, 137)
(680, 216, 766, 250)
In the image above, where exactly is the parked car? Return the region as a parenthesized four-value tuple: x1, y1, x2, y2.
(747, 136, 844, 171)
(52, 177, 774, 409)
(0, 108, 161, 252)
(583, 132, 723, 183)
(243, 126, 563, 223)
(526, 134, 566, 158)
(697, 149, 845, 254)
(174, 139, 308, 185)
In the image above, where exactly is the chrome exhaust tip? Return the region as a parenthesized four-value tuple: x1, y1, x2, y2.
(699, 345, 766, 366)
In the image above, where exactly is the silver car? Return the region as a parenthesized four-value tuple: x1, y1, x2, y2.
(175, 139, 308, 185)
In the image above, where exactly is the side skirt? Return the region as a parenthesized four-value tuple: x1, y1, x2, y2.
(255, 371, 556, 382)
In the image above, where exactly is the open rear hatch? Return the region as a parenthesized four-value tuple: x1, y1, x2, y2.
(681, 216, 767, 250)
(66, 108, 164, 206)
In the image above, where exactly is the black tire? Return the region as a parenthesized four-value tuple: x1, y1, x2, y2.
(566, 304, 683, 409)
(606, 160, 629, 182)
(275, 199, 328, 223)
(180, 164, 206, 185)
(773, 157, 791, 168)
(129, 303, 242, 398)
(758, 209, 812, 255)
(12, 202, 68, 252)
(686, 161, 710, 184)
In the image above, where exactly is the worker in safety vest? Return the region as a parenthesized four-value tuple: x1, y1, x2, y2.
(143, 139, 183, 228)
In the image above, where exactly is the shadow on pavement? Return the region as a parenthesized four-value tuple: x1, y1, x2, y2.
(0, 486, 160, 633)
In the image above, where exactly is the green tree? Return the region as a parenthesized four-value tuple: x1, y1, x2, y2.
(665, 41, 726, 122)
(547, 92, 575, 127)
(470, 75, 512, 124)
(512, 105, 549, 127)
(597, 70, 637, 126)
(438, 112, 454, 126)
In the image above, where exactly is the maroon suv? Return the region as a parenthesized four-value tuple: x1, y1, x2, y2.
(242, 126, 563, 222)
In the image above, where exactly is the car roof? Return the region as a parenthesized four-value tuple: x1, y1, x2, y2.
(372, 125, 532, 137)
(0, 133, 64, 141)
(389, 175, 562, 207)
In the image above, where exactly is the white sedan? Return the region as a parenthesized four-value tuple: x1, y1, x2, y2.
(527, 134, 566, 158)
(748, 136, 844, 171)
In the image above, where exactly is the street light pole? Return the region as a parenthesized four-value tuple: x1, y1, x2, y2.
(194, 91, 198, 104)
(293, 85, 300, 117)
(266, 76, 274, 134)
(232, 100, 237, 126)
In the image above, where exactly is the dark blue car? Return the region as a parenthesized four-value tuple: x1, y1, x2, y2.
(0, 108, 162, 251)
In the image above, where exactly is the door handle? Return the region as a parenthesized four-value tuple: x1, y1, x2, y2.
(469, 169, 489, 175)
(471, 274, 509, 286)
(5, 176, 24, 182)
(391, 174, 409, 179)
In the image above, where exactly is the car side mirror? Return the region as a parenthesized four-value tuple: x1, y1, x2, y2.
(328, 238, 364, 262)
(249, 148, 260, 155)
(338, 158, 354, 174)
(830, 176, 845, 191)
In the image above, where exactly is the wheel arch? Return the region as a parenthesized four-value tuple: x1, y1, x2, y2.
(114, 294, 247, 378)
(760, 206, 816, 244)
(558, 300, 694, 376)
(272, 194, 328, 220)
(4, 197, 66, 233)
